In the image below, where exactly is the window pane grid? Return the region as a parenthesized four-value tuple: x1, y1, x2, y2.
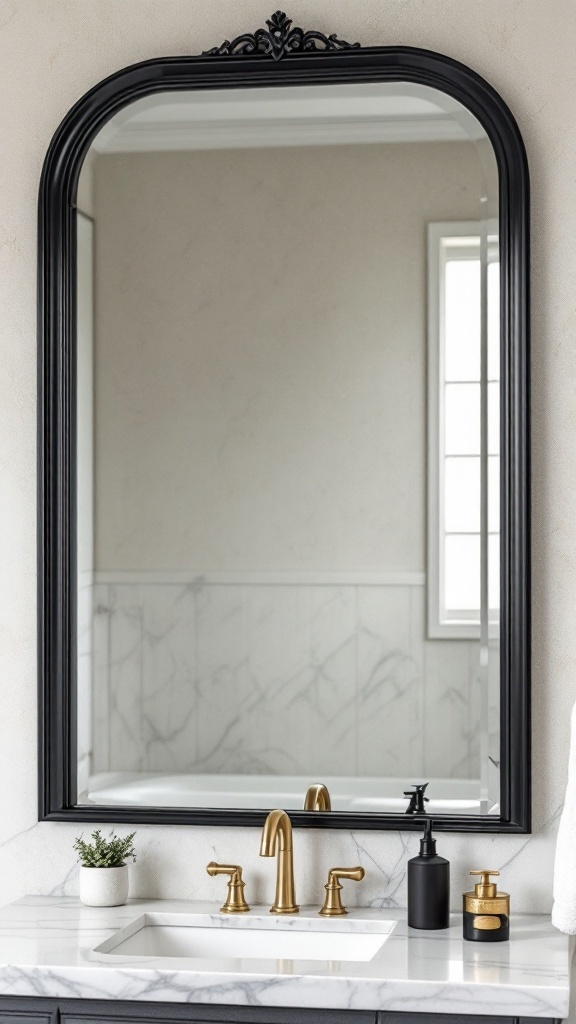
(438, 236, 500, 625)
(428, 223, 500, 635)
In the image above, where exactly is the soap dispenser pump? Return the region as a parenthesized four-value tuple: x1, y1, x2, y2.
(463, 870, 509, 942)
(407, 819, 450, 929)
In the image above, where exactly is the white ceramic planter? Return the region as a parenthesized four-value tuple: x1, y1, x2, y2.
(79, 864, 129, 907)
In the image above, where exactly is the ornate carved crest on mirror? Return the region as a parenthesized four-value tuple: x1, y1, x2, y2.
(38, 11, 530, 832)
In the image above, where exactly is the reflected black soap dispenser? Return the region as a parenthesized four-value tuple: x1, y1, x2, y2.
(407, 819, 450, 929)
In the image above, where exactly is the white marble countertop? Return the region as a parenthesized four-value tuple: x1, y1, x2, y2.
(0, 897, 569, 1018)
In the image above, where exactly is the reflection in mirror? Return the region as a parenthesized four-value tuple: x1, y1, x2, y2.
(75, 81, 500, 815)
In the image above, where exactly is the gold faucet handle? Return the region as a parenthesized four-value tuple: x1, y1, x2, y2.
(319, 866, 365, 917)
(206, 862, 250, 913)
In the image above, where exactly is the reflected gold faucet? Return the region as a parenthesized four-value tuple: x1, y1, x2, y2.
(259, 809, 299, 914)
(304, 783, 332, 811)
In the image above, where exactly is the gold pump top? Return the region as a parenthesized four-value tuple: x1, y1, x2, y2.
(470, 870, 500, 898)
(464, 870, 509, 916)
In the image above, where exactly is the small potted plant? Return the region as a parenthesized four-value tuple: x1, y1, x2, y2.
(74, 829, 136, 907)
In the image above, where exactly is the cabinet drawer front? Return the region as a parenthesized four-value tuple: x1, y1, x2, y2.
(0, 1015, 52, 1024)
(62, 1012, 376, 1024)
(378, 1016, 553, 1024)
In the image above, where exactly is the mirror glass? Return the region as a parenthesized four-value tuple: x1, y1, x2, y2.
(75, 80, 501, 816)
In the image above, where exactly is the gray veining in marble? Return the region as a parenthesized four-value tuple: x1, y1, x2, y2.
(0, 897, 567, 1018)
(86, 577, 494, 785)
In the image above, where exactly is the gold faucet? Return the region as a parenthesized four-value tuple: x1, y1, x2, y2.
(319, 866, 365, 916)
(206, 862, 250, 913)
(259, 809, 299, 914)
(304, 783, 332, 811)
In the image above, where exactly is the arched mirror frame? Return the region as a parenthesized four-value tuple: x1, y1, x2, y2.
(38, 15, 530, 832)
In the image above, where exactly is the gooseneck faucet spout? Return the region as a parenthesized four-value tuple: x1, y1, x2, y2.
(304, 783, 332, 811)
(259, 809, 299, 914)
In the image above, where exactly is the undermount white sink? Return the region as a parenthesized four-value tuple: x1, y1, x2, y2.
(95, 911, 396, 963)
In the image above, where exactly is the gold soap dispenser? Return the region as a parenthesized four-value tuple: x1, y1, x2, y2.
(463, 870, 509, 942)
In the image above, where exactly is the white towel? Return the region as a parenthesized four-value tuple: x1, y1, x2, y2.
(552, 701, 576, 932)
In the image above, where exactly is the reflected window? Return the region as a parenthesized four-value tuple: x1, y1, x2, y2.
(428, 222, 500, 637)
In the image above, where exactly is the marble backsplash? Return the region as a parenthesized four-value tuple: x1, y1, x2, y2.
(82, 574, 489, 783)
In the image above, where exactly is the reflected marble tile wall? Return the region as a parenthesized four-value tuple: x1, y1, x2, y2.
(90, 577, 483, 780)
(77, 573, 93, 793)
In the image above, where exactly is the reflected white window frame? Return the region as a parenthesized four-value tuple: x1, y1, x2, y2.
(427, 220, 499, 639)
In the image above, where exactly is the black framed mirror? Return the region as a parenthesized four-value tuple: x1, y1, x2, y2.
(38, 12, 530, 832)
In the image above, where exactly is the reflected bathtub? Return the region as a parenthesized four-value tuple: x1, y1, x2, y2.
(82, 771, 497, 814)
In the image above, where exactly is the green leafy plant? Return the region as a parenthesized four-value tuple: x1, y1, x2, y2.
(74, 829, 136, 868)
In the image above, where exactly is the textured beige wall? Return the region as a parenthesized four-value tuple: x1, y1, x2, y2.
(90, 142, 482, 573)
(0, 1, 575, 1002)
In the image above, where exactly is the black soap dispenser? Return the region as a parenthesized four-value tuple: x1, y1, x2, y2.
(407, 819, 450, 929)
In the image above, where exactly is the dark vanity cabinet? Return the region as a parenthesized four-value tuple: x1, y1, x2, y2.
(0, 1000, 560, 1024)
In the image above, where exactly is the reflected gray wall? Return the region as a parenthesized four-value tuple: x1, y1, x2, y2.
(80, 140, 487, 782)
(91, 142, 483, 575)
